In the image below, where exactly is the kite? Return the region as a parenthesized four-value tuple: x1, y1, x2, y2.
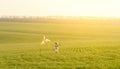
(41, 36, 51, 45)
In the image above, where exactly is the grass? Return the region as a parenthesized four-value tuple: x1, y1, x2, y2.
(0, 22, 120, 69)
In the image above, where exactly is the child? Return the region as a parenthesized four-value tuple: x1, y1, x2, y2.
(54, 42, 60, 53)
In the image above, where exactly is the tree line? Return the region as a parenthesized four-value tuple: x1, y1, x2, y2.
(0, 16, 119, 24)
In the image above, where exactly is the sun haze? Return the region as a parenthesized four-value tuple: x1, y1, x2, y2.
(0, 0, 120, 17)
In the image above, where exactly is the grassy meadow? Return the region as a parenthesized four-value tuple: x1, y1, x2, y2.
(0, 22, 120, 69)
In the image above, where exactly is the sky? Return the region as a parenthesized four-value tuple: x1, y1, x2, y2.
(0, 0, 120, 17)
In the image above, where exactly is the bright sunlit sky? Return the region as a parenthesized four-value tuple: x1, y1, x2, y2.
(0, 0, 120, 17)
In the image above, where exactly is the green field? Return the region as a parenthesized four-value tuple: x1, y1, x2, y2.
(0, 22, 120, 69)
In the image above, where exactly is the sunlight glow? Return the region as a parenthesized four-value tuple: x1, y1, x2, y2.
(0, 0, 120, 17)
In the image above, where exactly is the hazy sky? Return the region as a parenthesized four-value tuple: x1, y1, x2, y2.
(0, 0, 120, 17)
